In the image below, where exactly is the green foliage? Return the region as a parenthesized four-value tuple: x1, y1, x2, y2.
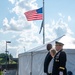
(0, 53, 17, 64)
(0, 71, 3, 75)
(0, 53, 13, 64)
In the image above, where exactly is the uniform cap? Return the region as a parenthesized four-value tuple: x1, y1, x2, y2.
(55, 41, 64, 46)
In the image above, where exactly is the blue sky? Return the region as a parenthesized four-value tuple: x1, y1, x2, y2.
(0, 0, 75, 57)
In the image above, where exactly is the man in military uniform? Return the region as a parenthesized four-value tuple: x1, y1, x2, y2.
(44, 44, 52, 75)
(52, 41, 67, 75)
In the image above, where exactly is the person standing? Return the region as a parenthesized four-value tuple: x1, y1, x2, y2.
(52, 41, 67, 75)
(48, 49, 56, 75)
(44, 44, 52, 75)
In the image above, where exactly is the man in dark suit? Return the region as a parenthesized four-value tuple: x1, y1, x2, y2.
(44, 44, 52, 75)
(52, 41, 67, 75)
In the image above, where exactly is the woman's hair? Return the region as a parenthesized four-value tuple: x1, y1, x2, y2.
(50, 49, 56, 56)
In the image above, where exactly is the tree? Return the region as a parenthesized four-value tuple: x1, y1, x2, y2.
(0, 53, 13, 64)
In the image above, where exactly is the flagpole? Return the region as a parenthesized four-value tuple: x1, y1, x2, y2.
(43, 0, 45, 44)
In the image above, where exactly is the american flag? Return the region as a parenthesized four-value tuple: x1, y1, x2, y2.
(24, 8, 43, 21)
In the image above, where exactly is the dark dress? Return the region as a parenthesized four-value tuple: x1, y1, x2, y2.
(44, 52, 52, 75)
(52, 50, 67, 75)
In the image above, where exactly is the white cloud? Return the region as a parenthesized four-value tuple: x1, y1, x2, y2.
(3, 17, 31, 31)
(0, 29, 4, 33)
(0, 41, 6, 53)
(50, 20, 55, 25)
(3, 18, 10, 30)
(3, 0, 38, 32)
(58, 13, 65, 18)
(0, 40, 24, 57)
(8, 0, 15, 4)
(16, 23, 42, 50)
(54, 18, 73, 36)
(11, 0, 38, 15)
(2, 0, 39, 57)
(68, 16, 71, 22)
(1, 0, 74, 57)
(59, 35, 75, 49)
(2, 15, 74, 57)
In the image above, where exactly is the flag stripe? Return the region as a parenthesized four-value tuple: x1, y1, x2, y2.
(26, 15, 43, 21)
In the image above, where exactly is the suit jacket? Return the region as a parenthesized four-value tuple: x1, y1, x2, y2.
(44, 52, 52, 73)
(52, 49, 67, 75)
